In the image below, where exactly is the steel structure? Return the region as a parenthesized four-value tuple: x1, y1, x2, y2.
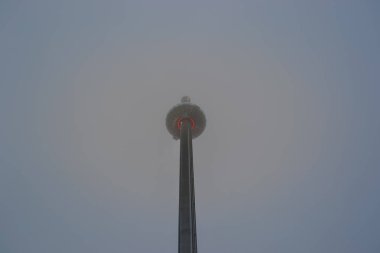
(166, 96, 206, 253)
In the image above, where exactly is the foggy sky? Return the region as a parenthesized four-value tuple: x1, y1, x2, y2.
(1, 1, 379, 252)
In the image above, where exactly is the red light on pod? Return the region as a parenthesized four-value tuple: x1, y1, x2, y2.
(177, 118, 196, 129)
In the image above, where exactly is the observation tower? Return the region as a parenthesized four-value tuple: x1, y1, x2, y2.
(166, 96, 206, 253)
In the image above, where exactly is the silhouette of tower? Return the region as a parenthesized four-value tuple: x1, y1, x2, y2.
(166, 96, 206, 253)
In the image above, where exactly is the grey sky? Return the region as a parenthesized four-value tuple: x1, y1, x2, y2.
(1, 1, 379, 252)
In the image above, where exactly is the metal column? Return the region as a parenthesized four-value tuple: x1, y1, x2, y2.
(178, 120, 197, 253)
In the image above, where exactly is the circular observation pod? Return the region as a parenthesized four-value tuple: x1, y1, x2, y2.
(166, 97, 206, 140)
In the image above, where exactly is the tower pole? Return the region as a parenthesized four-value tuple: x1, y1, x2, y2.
(178, 120, 197, 253)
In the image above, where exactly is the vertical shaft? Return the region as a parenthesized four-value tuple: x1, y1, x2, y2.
(178, 120, 197, 253)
